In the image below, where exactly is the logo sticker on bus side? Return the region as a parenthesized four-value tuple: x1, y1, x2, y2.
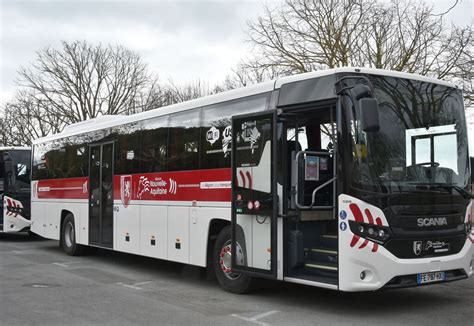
(120, 175, 132, 208)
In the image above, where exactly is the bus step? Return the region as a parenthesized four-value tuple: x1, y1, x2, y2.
(319, 234, 338, 248)
(305, 248, 338, 264)
(305, 261, 338, 272)
(310, 247, 337, 255)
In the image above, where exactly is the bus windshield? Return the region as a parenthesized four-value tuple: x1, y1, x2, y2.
(349, 75, 469, 193)
(7, 150, 31, 191)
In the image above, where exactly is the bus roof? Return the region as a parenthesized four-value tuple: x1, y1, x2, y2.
(32, 67, 459, 145)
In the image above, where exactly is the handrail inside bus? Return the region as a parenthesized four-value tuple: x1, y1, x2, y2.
(294, 151, 337, 210)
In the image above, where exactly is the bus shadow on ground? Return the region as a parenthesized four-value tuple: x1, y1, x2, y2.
(0, 232, 47, 242)
(257, 279, 469, 315)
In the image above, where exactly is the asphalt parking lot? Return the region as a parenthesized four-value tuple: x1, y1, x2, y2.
(1, 233, 473, 326)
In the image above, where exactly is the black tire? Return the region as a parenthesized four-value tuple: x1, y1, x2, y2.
(61, 214, 85, 256)
(213, 225, 255, 294)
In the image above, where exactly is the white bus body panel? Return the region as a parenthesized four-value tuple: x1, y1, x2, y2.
(31, 181, 88, 243)
(115, 202, 140, 254)
(338, 194, 473, 291)
(140, 205, 168, 260)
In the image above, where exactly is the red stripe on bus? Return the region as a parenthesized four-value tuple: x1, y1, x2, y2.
(358, 239, 369, 249)
(35, 169, 232, 202)
(246, 171, 252, 189)
(36, 177, 89, 199)
(350, 235, 360, 247)
(113, 168, 232, 202)
(372, 243, 379, 252)
(364, 208, 374, 225)
(349, 203, 364, 223)
(239, 170, 246, 188)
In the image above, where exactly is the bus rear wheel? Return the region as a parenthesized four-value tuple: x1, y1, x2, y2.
(213, 225, 255, 294)
(61, 214, 85, 256)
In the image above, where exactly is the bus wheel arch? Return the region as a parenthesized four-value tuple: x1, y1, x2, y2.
(60, 211, 85, 256)
(207, 219, 230, 265)
(213, 224, 254, 294)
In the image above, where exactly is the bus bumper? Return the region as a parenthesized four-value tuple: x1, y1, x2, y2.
(2, 195, 31, 233)
(338, 195, 473, 292)
(2, 214, 31, 233)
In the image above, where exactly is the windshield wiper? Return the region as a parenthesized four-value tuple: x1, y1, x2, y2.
(408, 183, 474, 199)
(430, 183, 473, 199)
(449, 185, 474, 199)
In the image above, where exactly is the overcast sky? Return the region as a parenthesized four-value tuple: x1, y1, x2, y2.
(0, 0, 279, 105)
(1, 0, 472, 105)
(0, 0, 473, 151)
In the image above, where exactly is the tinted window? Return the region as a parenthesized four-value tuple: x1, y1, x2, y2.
(32, 143, 50, 180)
(33, 127, 114, 180)
(201, 94, 269, 169)
(44, 139, 67, 179)
(114, 123, 141, 175)
(7, 150, 31, 191)
(140, 116, 168, 173)
(65, 136, 88, 178)
(168, 109, 201, 171)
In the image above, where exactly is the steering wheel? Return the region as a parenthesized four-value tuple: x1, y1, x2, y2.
(415, 162, 440, 167)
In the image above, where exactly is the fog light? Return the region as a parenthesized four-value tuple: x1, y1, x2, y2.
(360, 271, 366, 280)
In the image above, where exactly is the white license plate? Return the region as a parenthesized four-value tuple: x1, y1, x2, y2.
(417, 271, 446, 285)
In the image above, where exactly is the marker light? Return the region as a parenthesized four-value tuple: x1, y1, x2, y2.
(247, 201, 254, 210)
(254, 200, 261, 210)
(349, 221, 391, 244)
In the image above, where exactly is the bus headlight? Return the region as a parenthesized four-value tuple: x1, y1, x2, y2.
(349, 220, 391, 244)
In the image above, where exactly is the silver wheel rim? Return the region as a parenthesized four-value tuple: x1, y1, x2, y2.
(219, 239, 245, 280)
(65, 222, 74, 248)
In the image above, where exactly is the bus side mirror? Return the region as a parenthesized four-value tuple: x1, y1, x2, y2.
(360, 98, 380, 132)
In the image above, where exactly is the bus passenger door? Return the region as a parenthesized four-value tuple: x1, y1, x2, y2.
(231, 111, 277, 279)
(89, 143, 114, 248)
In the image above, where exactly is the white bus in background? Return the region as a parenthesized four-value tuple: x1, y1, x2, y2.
(30, 68, 473, 293)
(0, 147, 31, 233)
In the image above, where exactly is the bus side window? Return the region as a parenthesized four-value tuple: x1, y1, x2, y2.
(141, 116, 169, 173)
(200, 94, 269, 170)
(168, 109, 201, 171)
(115, 123, 141, 175)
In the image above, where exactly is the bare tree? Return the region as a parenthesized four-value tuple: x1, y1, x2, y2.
(17, 40, 151, 124)
(241, 0, 473, 104)
(0, 90, 65, 146)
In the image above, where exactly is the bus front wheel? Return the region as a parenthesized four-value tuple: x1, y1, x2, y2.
(61, 214, 85, 256)
(213, 225, 255, 294)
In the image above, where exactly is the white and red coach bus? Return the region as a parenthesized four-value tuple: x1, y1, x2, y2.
(31, 68, 473, 293)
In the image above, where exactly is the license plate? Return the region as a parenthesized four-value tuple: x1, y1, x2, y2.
(417, 271, 446, 285)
